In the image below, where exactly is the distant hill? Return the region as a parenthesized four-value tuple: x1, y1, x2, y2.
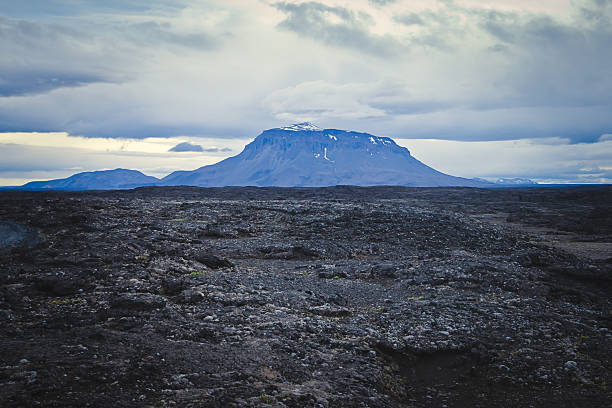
(161, 123, 488, 187)
(495, 178, 538, 185)
(19, 169, 159, 191)
(473, 177, 539, 187)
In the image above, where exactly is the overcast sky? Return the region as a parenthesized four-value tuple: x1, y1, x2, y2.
(1, 0, 611, 184)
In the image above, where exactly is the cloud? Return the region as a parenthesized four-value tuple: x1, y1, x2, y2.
(0, 17, 122, 96)
(599, 134, 612, 142)
(392, 13, 424, 26)
(0, 0, 610, 148)
(0, 132, 250, 185)
(117, 21, 219, 51)
(205, 147, 233, 152)
(263, 80, 387, 122)
(273, 1, 403, 56)
(262, 0, 612, 143)
(168, 142, 231, 152)
(0, 72, 111, 98)
(262, 78, 612, 143)
(0, 1, 189, 19)
(169, 142, 204, 152)
(0, 132, 246, 155)
(396, 136, 612, 184)
(368, 0, 396, 7)
(0, 8, 223, 97)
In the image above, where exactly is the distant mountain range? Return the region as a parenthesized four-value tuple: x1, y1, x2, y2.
(495, 178, 538, 185)
(5, 123, 539, 190)
(18, 169, 159, 191)
(473, 177, 538, 186)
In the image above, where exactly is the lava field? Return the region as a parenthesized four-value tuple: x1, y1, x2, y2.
(1, 186, 611, 407)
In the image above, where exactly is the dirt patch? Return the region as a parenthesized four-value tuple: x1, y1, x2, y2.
(474, 212, 612, 262)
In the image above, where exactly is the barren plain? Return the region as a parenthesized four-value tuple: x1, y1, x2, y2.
(1, 186, 611, 407)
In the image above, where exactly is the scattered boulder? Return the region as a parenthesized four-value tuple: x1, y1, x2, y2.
(0, 221, 42, 253)
(160, 277, 185, 296)
(257, 245, 319, 260)
(307, 305, 351, 317)
(110, 293, 166, 311)
(517, 250, 554, 267)
(177, 289, 206, 304)
(288, 245, 319, 260)
(198, 224, 229, 238)
(370, 263, 398, 278)
(33, 274, 88, 296)
(564, 361, 578, 369)
(318, 270, 348, 279)
(194, 253, 233, 269)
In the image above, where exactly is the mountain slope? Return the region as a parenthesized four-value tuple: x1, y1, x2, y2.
(162, 123, 487, 187)
(21, 169, 159, 191)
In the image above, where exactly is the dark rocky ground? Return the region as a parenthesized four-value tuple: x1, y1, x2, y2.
(0, 186, 611, 407)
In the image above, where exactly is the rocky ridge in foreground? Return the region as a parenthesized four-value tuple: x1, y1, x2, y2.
(0, 186, 611, 407)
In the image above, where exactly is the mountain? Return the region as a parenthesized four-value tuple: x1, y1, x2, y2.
(20, 169, 159, 191)
(162, 123, 487, 187)
(472, 177, 539, 187)
(495, 177, 538, 185)
(8, 124, 492, 190)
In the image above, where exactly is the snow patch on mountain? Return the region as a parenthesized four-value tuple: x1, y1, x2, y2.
(280, 122, 322, 132)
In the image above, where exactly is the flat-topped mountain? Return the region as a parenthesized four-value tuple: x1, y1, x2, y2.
(162, 123, 486, 187)
(9, 124, 491, 190)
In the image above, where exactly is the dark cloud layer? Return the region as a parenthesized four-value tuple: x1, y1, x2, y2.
(0, 0, 187, 18)
(0, 11, 220, 97)
(0, 72, 110, 98)
(0, 17, 120, 96)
